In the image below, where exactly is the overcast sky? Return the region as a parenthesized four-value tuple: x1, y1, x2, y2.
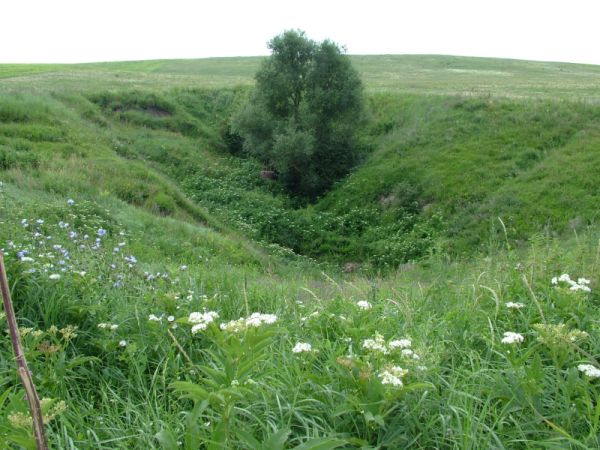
(2, 0, 599, 65)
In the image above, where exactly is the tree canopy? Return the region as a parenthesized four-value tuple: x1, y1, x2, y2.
(233, 30, 364, 199)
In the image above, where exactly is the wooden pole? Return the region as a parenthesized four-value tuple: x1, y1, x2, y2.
(0, 252, 48, 449)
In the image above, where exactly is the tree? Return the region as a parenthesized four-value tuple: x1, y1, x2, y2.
(233, 30, 364, 199)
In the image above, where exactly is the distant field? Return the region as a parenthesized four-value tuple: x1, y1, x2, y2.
(2, 55, 600, 99)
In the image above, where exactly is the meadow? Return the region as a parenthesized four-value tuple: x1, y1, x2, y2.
(1, 55, 600, 448)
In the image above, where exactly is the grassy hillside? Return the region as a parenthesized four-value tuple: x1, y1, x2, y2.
(2, 55, 600, 448)
(2, 56, 600, 268)
(319, 94, 600, 254)
(3, 179, 600, 448)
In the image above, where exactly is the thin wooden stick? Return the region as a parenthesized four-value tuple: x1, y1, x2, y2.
(0, 252, 48, 450)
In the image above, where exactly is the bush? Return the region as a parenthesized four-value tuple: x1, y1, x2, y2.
(0, 144, 39, 170)
(146, 192, 177, 216)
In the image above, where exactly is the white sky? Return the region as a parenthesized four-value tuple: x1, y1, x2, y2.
(2, 0, 600, 65)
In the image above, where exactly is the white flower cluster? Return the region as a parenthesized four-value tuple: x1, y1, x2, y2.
(189, 311, 219, 334)
(97, 323, 118, 330)
(292, 342, 313, 354)
(148, 314, 175, 323)
(578, 364, 600, 379)
(501, 331, 524, 345)
(378, 366, 408, 387)
(505, 302, 525, 309)
(356, 300, 372, 310)
(362, 333, 389, 354)
(220, 313, 277, 332)
(551, 274, 591, 293)
(362, 334, 418, 358)
(389, 338, 412, 349)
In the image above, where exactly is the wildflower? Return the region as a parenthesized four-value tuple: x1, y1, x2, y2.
(14, 398, 69, 427)
(19, 327, 34, 337)
(124, 255, 137, 265)
(97, 228, 107, 237)
(36, 219, 44, 224)
(578, 364, 600, 379)
(113, 247, 120, 253)
(401, 349, 420, 359)
(68, 231, 77, 239)
(362, 333, 389, 354)
(21, 219, 28, 227)
(501, 331, 524, 345)
(505, 302, 525, 309)
(180, 265, 188, 271)
(378, 366, 408, 387)
(246, 312, 277, 327)
(189, 311, 219, 334)
(552, 273, 591, 292)
(49, 274, 61, 280)
(167, 315, 175, 322)
(389, 338, 412, 349)
(220, 318, 246, 332)
(20, 256, 34, 263)
(110, 324, 118, 330)
(292, 342, 313, 353)
(60, 325, 78, 340)
(356, 300, 372, 310)
(67, 199, 75, 205)
(119, 340, 127, 347)
(534, 323, 588, 347)
(220, 312, 278, 332)
(148, 314, 162, 322)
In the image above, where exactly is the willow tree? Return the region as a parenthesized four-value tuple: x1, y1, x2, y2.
(233, 30, 364, 199)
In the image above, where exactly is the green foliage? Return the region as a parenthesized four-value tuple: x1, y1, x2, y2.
(5, 156, 600, 448)
(146, 191, 177, 216)
(233, 30, 364, 199)
(0, 144, 39, 170)
(5, 53, 600, 449)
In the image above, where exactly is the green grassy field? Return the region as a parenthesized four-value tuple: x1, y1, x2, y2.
(3, 55, 600, 99)
(2, 55, 600, 448)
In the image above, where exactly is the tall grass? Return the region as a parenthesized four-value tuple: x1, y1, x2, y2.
(1, 181, 600, 448)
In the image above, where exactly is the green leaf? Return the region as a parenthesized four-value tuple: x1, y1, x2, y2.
(155, 428, 178, 449)
(184, 400, 208, 450)
(64, 355, 101, 369)
(234, 429, 261, 450)
(171, 381, 209, 402)
(207, 420, 228, 450)
(291, 437, 347, 450)
(262, 428, 291, 450)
